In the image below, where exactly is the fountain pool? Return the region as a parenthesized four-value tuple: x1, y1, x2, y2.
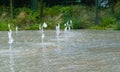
(0, 30, 120, 72)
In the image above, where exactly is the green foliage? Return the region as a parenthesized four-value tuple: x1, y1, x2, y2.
(44, 6, 61, 16)
(24, 23, 39, 30)
(60, 6, 72, 13)
(71, 5, 95, 29)
(0, 22, 15, 31)
(0, 22, 8, 31)
(13, 7, 40, 29)
(114, 21, 120, 30)
(44, 6, 72, 29)
(116, 23, 120, 30)
(89, 16, 117, 30)
(114, 2, 120, 20)
(1, 3, 120, 31)
(99, 16, 116, 29)
(72, 18, 83, 29)
(61, 6, 72, 29)
(44, 6, 62, 29)
(0, 10, 15, 31)
(89, 26, 103, 30)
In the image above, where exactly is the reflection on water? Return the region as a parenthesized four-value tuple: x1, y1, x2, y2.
(9, 45, 15, 72)
(0, 30, 120, 72)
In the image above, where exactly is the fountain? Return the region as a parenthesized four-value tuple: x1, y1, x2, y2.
(56, 23, 60, 38)
(0, 22, 120, 72)
(9, 45, 15, 72)
(64, 23, 67, 32)
(69, 20, 73, 30)
(8, 24, 15, 72)
(41, 22, 47, 43)
(64, 20, 73, 32)
(55, 23, 61, 54)
(41, 22, 47, 32)
(15, 26, 18, 34)
(39, 24, 41, 30)
(8, 24, 14, 44)
(40, 22, 49, 72)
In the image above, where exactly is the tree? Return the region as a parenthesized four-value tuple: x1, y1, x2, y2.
(31, 0, 38, 11)
(81, 0, 95, 6)
(95, 0, 99, 25)
(40, 0, 43, 19)
(10, 0, 13, 20)
(109, 0, 117, 14)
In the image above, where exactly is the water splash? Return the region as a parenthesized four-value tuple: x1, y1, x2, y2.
(69, 20, 73, 30)
(64, 20, 73, 32)
(41, 33, 45, 43)
(41, 22, 47, 33)
(56, 23, 60, 38)
(8, 24, 15, 72)
(55, 23, 62, 54)
(9, 45, 15, 72)
(15, 26, 18, 33)
(41, 22, 49, 72)
(41, 22, 47, 43)
(39, 24, 41, 30)
(43, 22, 47, 28)
(64, 23, 67, 32)
(8, 24, 14, 44)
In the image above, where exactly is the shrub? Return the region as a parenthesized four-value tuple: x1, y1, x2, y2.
(14, 7, 40, 29)
(99, 16, 116, 29)
(117, 23, 120, 30)
(114, 2, 120, 20)
(72, 18, 83, 29)
(71, 5, 95, 29)
(114, 21, 120, 30)
(0, 22, 8, 31)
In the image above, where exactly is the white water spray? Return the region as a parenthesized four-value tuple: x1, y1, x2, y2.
(9, 45, 15, 72)
(55, 23, 61, 54)
(40, 22, 49, 72)
(15, 26, 18, 33)
(41, 22, 47, 43)
(70, 20, 73, 29)
(64, 20, 73, 32)
(64, 23, 67, 32)
(56, 23, 60, 38)
(8, 24, 15, 72)
(8, 24, 14, 44)
(39, 24, 41, 30)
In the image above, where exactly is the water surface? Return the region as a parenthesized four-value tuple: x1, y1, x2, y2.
(0, 30, 120, 72)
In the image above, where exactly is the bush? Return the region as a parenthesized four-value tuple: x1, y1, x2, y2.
(71, 5, 95, 29)
(0, 11, 15, 31)
(99, 16, 116, 29)
(0, 5, 120, 30)
(114, 2, 120, 20)
(0, 22, 15, 31)
(13, 7, 40, 29)
(0, 22, 8, 31)
(72, 18, 83, 29)
(114, 21, 120, 30)
(44, 6, 72, 29)
(117, 23, 120, 30)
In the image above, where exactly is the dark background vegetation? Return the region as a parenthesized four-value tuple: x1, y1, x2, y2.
(0, 0, 120, 30)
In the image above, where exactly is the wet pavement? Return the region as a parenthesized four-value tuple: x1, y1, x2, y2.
(0, 30, 120, 72)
